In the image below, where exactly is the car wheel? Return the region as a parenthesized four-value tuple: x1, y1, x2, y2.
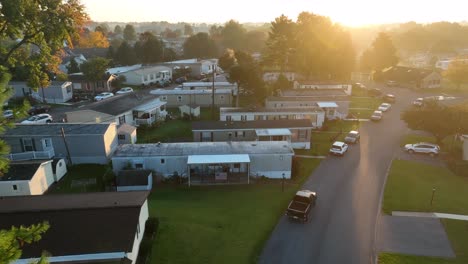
(408, 149, 415, 154)
(429, 152, 436, 157)
(46, 120, 52, 123)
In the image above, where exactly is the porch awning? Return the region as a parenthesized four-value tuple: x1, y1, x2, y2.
(133, 99, 167, 112)
(187, 154, 250, 165)
(255, 128, 292, 136)
(317, 102, 338, 108)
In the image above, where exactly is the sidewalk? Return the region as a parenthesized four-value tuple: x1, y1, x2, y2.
(393, 211, 468, 221)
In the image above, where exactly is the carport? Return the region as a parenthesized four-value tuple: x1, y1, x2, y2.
(187, 154, 251, 186)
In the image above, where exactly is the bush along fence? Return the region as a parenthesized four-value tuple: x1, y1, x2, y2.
(136, 217, 160, 264)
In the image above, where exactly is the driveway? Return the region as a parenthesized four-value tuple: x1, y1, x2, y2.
(259, 87, 420, 264)
(377, 215, 455, 258)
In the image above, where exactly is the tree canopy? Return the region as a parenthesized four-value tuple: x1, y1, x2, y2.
(183, 32, 218, 59)
(81, 57, 110, 83)
(444, 59, 468, 90)
(360, 32, 399, 71)
(123, 24, 137, 41)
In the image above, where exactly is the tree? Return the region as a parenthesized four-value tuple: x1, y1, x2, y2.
(401, 104, 458, 144)
(218, 49, 237, 72)
(134, 32, 163, 64)
(361, 32, 399, 71)
(0, 0, 87, 173)
(66, 58, 80, 74)
(220, 20, 247, 51)
(77, 31, 109, 48)
(95, 23, 110, 36)
(263, 14, 295, 73)
(245, 30, 267, 52)
(114, 25, 123, 35)
(227, 51, 266, 101)
(183, 33, 218, 59)
(184, 24, 194, 36)
(445, 59, 468, 90)
(272, 74, 293, 91)
(80, 57, 110, 95)
(123, 24, 137, 41)
(115, 41, 137, 65)
(0, 221, 50, 263)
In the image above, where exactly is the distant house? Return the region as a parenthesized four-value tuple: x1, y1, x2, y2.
(378, 66, 442, 89)
(293, 81, 353, 95)
(8, 81, 73, 103)
(219, 107, 325, 128)
(118, 123, 137, 144)
(65, 94, 167, 126)
(68, 72, 116, 94)
(59, 54, 87, 73)
(0, 160, 56, 196)
(118, 65, 172, 86)
(106, 64, 143, 75)
(160, 58, 218, 77)
(263, 71, 301, 83)
(2, 123, 118, 164)
(181, 81, 238, 95)
(112, 141, 294, 185)
(435, 58, 468, 71)
(265, 95, 351, 120)
(151, 88, 233, 107)
(192, 119, 313, 149)
(116, 170, 153, 192)
(0, 191, 149, 264)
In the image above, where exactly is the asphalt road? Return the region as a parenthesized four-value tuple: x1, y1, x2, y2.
(259, 87, 419, 264)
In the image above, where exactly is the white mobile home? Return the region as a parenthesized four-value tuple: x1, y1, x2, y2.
(293, 81, 352, 95)
(151, 88, 233, 107)
(112, 141, 294, 185)
(181, 82, 238, 95)
(119, 66, 172, 86)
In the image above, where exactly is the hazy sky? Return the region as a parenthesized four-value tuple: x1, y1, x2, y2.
(81, 0, 467, 26)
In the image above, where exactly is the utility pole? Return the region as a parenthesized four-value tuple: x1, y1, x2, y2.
(61, 127, 73, 165)
(430, 187, 436, 207)
(211, 65, 216, 120)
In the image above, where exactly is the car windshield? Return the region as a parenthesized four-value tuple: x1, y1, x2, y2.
(27, 116, 38, 121)
(373, 112, 382, 117)
(332, 145, 342, 150)
(347, 133, 357, 138)
(293, 195, 310, 204)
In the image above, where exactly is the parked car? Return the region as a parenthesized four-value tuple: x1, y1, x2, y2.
(386, 80, 398, 87)
(28, 104, 51, 115)
(3, 109, 14, 119)
(329, 141, 349, 156)
(344, 130, 360, 144)
(371, 110, 383, 121)
(21, 113, 53, 124)
(384, 94, 396, 103)
(116, 87, 134, 94)
(286, 190, 317, 222)
(353, 82, 366, 89)
(404, 142, 440, 157)
(175, 76, 187, 84)
(413, 98, 424, 107)
(94, 92, 114, 101)
(368, 88, 382, 97)
(378, 103, 392, 112)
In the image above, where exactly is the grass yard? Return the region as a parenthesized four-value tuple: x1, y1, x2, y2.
(48, 164, 111, 194)
(348, 109, 375, 119)
(137, 120, 193, 143)
(382, 160, 468, 215)
(148, 158, 320, 264)
(379, 219, 468, 264)
(350, 96, 383, 109)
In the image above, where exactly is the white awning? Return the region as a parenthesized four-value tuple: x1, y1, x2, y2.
(317, 102, 338, 108)
(187, 154, 250, 165)
(255, 129, 292, 136)
(133, 99, 167, 112)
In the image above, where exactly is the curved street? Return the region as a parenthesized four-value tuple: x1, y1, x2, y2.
(259, 87, 418, 264)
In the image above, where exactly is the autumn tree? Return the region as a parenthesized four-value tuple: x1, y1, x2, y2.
(77, 31, 109, 48)
(0, 221, 50, 264)
(123, 24, 137, 41)
(80, 57, 110, 95)
(361, 32, 399, 71)
(445, 59, 468, 90)
(183, 33, 218, 59)
(0, 0, 88, 173)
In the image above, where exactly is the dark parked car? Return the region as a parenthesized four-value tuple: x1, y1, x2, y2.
(368, 88, 382, 97)
(28, 104, 51, 115)
(286, 190, 317, 222)
(175, 76, 187, 84)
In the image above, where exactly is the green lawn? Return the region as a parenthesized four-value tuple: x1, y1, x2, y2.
(148, 158, 320, 264)
(379, 219, 468, 264)
(350, 96, 383, 109)
(137, 120, 193, 143)
(348, 109, 375, 119)
(48, 164, 112, 194)
(383, 160, 468, 215)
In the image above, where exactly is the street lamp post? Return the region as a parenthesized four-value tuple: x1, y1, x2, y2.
(430, 187, 436, 207)
(282, 173, 285, 192)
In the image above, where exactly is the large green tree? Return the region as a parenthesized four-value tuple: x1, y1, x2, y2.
(361, 32, 398, 71)
(227, 50, 266, 101)
(263, 14, 296, 73)
(66, 58, 80, 74)
(183, 32, 218, 59)
(0, 0, 88, 173)
(445, 59, 468, 90)
(80, 57, 110, 95)
(123, 24, 137, 41)
(220, 20, 247, 51)
(134, 32, 163, 64)
(115, 41, 137, 65)
(0, 221, 50, 264)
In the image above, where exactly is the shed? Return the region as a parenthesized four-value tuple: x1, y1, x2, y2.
(51, 158, 67, 182)
(116, 170, 152, 192)
(0, 160, 55, 196)
(179, 104, 201, 118)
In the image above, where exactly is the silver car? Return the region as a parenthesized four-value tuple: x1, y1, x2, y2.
(404, 142, 440, 157)
(344, 131, 360, 144)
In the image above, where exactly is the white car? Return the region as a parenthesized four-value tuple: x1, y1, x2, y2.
(94, 92, 114, 101)
(404, 142, 440, 157)
(21, 113, 53, 124)
(3, 109, 14, 119)
(413, 98, 424, 107)
(371, 110, 383, 121)
(329, 141, 348, 156)
(378, 103, 392, 112)
(116, 87, 134, 94)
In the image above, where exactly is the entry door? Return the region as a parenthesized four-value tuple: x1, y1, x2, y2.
(41, 138, 53, 150)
